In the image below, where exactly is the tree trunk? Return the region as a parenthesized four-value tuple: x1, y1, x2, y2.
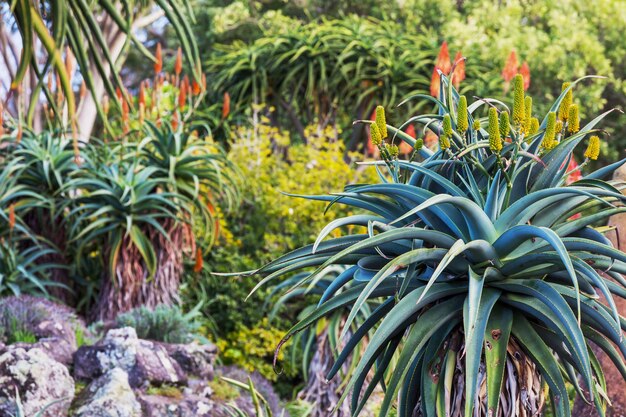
(24, 210, 74, 305)
(94, 219, 190, 321)
(298, 328, 351, 417)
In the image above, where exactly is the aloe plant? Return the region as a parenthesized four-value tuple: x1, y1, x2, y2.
(254, 74, 626, 417)
(67, 121, 238, 319)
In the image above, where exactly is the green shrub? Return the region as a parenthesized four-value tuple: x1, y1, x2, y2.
(114, 304, 200, 344)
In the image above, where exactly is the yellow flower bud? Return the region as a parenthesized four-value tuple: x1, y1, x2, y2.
(529, 117, 539, 135)
(488, 107, 502, 153)
(542, 112, 557, 150)
(472, 119, 481, 130)
(370, 123, 382, 146)
(443, 114, 453, 138)
(568, 104, 579, 134)
(457, 96, 468, 133)
(387, 144, 399, 157)
(499, 111, 510, 139)
(512, 74, 525, 128)
(523, 96, 532, 134)
(558, 82, 572, 121)
(439, 135, 451, 150)
(415, 138, 424, 151)
(555, 120, 563, 133)
(375, 106, 388, 139)
(584, 135, 600, 160)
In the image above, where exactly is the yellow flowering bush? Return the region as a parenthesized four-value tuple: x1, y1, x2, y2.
(216, 318, 292, 382)
(223, 119, 378, 261)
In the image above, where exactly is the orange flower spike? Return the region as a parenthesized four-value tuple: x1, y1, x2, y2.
(154, 43, 163, 74)
(430, 68, 440, 98)
(222, 92, 230, 119)
(452, 51, 465, 88)
(172, 111, 179, 130)
(502, 50, 518, 83)
(192, 79, 201, 95)
(193, 248, 203, 273)
(122, 99, 129, 122)
(178, 82, 187, 111)
(399, 124, 416, 154)
(201, 74, 207, 92)
(8, 203, 15, 231)
(174, 47, 183, 76)
(520, 61, 531, 90)
(115, 86, 123, 102)
(435, 41, 451, 75)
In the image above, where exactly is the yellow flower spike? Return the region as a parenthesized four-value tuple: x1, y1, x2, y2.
(499, 111, 510, 139)
(415, 138, 424, 151)
(472, 119, 481, 130)
(558, 82, 572, 121)
(542, 112, 557, 150)
(488, 107, 502, 153)
(584, 135, 600, 160)
(568, 104, 580, 133)
(439, 134, 451, 150)
(442, 114, 453, 138)
(523, 96, 533, 134)
(512, 74, 525, 128)
(529, 117, 539, 135)
(457, 96, 469, 133)
(375, 106, 388, 139)
(370, 123, 382, 146)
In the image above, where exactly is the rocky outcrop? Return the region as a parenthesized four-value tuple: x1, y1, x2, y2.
(72, 368, 141, 417)
(0, 299, 285, 417)
(0, 347, 74, 417)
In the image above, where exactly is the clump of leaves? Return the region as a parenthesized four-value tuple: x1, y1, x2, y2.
(114, 304, 200, 344)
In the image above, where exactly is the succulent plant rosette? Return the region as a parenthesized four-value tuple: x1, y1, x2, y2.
(250, 73, 626, 417)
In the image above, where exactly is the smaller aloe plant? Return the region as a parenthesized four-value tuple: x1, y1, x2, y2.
(252, 73, 626, 417)
(67, 121, 239, 319)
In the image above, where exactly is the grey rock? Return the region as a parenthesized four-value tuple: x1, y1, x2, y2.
(0, 347, 74, 417)
(10, 337, 75, 366)
(73, 327, 186, 388)
(72, 368, 141, 417)
(162, 342, 216, 379)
